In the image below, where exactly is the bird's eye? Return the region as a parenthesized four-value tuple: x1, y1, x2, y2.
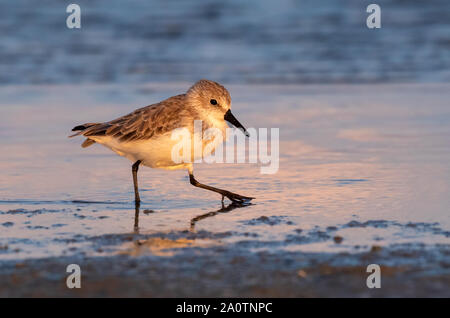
(210, 99, 218, 105)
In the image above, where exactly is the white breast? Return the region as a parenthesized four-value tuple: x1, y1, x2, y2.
(90, 124, 227, 170)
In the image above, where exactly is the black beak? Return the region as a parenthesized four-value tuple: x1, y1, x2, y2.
(224, 109, 249, 137)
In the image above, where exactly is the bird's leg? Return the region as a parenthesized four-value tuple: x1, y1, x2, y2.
(188, 172, 254, 203)
(132, 160, 142, 206)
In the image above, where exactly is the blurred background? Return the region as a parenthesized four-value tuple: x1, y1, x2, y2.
(1, 0, 449, 85)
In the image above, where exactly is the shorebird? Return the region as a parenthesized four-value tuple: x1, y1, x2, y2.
(69, 79, 254, 205)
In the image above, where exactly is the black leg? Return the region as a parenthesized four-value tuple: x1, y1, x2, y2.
(189, 172, 254, 203)
(132, 160, 142, 206)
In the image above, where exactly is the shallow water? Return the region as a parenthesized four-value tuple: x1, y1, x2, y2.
(1, 83, 449, 261)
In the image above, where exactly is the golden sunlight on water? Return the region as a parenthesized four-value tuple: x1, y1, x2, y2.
(1, 83, 449, 259)
(119, 238, 217, 257)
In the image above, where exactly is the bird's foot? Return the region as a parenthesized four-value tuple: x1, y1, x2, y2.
(223, 191, 254, 204)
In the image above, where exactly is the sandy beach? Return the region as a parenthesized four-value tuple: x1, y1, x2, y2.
(1, 83, 449, 297)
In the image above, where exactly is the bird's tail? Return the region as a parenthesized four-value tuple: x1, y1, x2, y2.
(69, 123, 101, 148)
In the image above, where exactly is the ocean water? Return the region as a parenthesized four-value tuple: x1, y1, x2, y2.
(0, 0, 450, 85)
(0, 83, 449, 260)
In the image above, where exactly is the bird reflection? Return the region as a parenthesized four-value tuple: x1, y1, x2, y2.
(190, 201, 251, 232)
(132, 201, 251, 233)
(133, 203, 140, 233)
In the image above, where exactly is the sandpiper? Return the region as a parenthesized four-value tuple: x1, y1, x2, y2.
(69, 79, 254, 205)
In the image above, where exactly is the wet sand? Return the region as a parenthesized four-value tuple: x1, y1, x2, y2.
(1, 83, 450, 297)
(1, 242, 449, 297)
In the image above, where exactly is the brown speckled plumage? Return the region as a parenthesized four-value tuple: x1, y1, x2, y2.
(72, 94, 195, 144)
(70, 79, 230, 146)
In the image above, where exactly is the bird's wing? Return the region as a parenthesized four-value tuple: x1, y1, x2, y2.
(82, 94, 191, 142)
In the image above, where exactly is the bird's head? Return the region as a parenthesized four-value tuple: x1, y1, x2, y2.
(186, 79, 249, 137)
